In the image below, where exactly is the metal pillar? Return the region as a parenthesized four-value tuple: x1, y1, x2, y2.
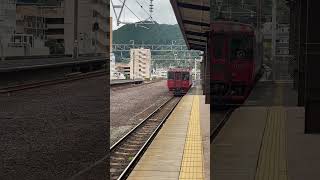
(289, 1, 298, 90)
(294, 0, 300, 92)
(205, 41, 210, 104)
(194, 58, 197, 80)
(298, 0, 307, 106)
(73, 0, 79, 59)
(272, 0, 277, 81)
(304, 0, 320, 133)
(256, 0, 263, 75)
(0, 39, 4, 61)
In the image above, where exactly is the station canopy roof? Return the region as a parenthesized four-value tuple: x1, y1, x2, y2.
(170, 0, 210, 51)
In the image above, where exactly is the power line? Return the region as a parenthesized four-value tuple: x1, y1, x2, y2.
(135, 0, 153, 20)
(117, 0, 143, 22)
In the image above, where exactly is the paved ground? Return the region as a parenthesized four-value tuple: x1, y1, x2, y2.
(0, 75, 108, 180)
(200, 96, 210, 180)
(286, 107, 320, 180)
(245, 81, 297, 106)
(211, 81, 306, 180)
(211, 106, 320, 180)
(110, 80, 171, 146)
(211, 107, 268, 180)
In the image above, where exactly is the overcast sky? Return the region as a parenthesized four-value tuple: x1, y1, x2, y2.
(110, 0, 178, 30)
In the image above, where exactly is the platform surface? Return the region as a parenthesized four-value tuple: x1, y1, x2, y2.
(0, 56, 106, 71)
(128, 83, 210, 180)
(110, 79, 143, 85)
(211, 81, 320, 180)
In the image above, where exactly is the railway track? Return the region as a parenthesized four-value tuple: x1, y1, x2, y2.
(211, 108, 235, 142)
(111, 79, 163, 91)
(0, 70, 106, 93)
(110, 96, 181, 180)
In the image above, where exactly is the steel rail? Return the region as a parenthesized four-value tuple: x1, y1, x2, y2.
(0, 70, 106, 93)
(110, 96, 181, 180)
(211, 108, 235, 142)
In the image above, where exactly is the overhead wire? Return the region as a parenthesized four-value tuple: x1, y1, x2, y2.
(114, 0, 156, 24)
(135, 0, 154, 20)
(117, 0, 143, 22)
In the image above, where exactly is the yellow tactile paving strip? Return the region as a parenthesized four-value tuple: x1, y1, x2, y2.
(179, 96, 205, 180)
(127, 96, 194, 180)
(255, 107, 288, 180)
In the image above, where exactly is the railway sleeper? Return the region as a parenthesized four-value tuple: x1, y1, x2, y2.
(118, 147, 139, 152)
(114, 151, 131, 156)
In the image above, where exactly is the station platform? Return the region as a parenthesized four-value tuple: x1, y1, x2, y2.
(0, 56, 106, 72)
(128, 84, 210, 180)
(110, 79, 143, 86)
(211, 80, 320, 180)
(0, 56, 107, 87)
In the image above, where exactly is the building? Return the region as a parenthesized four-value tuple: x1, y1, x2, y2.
(110, 52, 116, 79)
(152, 68, 168, 79)
(0, 0, 17, 59)
(91, 0, 110, 55)
(15, 2, 64, 55)
(262, 22, 289, 55)
(0, 0, 16, 41)
(64, 0, 109, 56)
(130, 48, 151, 80)
(10, 0, 109, 56)
(116, 63, 131, 79)
(276, 24, 289, 55)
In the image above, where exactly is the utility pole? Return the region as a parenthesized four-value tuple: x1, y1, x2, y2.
(132, 51, 135, 81)
(272, 0, 277, 81)
(73, 0, 79, 59)
(194, 58, 197, 80)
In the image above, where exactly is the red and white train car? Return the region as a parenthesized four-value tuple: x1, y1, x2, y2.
(209, 21, 263, 105)
(167, 68, 193, 96)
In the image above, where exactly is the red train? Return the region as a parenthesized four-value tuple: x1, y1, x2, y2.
(167, 68, 192, 96)
(209, 21, 263, 105)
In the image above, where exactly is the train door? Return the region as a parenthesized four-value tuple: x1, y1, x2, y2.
(212, 34, 228, 82)
(174, 71, 182, 88)
(182, 71, 190, 88)
(167, 71, 175, 90)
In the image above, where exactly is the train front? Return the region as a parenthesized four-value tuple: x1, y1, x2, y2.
(211, 21, 255, 106)
(167, 68, 192, 96)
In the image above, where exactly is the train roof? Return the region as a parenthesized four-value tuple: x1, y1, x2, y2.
(168, 68, 192, 72)
(211, 21, 255, 34)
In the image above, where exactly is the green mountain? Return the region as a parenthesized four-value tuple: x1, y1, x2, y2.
(113, 22, 184, 45)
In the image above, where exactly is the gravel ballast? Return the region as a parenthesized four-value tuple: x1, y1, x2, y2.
(110, 80, 171, 145)
(0, 75, 108, 179)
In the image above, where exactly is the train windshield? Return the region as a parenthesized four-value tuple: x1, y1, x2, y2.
(230, 36, 253, 61)
(182, 72, 189, 80)
(175, 72, 181, 80)
(213, 35, 224, 59)
(168, 71, 174, 80)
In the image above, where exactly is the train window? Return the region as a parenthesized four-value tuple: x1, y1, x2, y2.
(230, 36, 253, 60)
(175, 72, 181, 80)
(168, 72, 174, 80)
(182, 72, 189, 80)
(213, 35, 224, 59)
